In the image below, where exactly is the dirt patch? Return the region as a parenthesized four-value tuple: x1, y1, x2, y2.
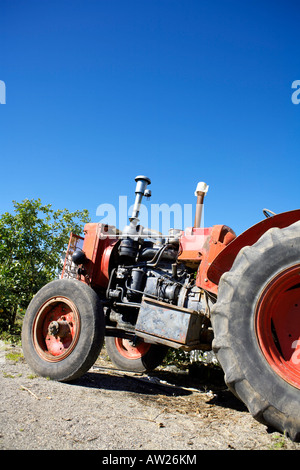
(1, 345, 299, 451)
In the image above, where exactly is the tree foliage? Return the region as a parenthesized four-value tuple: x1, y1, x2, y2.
(0, 199, 90, 336)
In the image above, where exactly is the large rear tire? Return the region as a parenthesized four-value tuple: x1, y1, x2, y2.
(211, 221, 300, 441)
(105, 336, 168, 372)
(22, 279, 105, 382)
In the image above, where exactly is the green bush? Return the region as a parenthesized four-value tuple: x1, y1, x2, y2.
(0, 198, 90, 338)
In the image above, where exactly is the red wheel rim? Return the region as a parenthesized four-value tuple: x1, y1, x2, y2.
(33, 297, 80, 362)
(255, 264, 300, 389)
(115, 338, 151, 360)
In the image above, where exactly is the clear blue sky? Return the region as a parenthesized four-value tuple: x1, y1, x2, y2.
(1, 0, 299, 236)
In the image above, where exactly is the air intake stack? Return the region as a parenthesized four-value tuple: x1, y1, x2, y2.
(121, 175, 151, 240)
(129, 175, 151, 222)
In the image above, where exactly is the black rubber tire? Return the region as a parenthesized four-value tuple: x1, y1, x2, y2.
(211, 220, 300, 441)
(105, 335, 168, 372)
(22, 279, 105, 382)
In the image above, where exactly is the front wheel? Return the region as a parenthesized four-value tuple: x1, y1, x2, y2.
(105, 336, 168, 372)
(22, 279, 105, 382)
(211, 221, 300, 441)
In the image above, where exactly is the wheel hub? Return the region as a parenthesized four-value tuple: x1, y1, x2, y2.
(48, 319, 71, 338)
(255, 264, 300, 389)
(115, 337, 151, 359)
(33, 297, 80, 362)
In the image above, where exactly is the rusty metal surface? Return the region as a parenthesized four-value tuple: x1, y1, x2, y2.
(135, 297, 203, 348)
(80, 223, 119, 288)
(196, 224, 236, 295)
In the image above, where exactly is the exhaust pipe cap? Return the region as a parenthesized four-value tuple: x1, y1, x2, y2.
(195, 182, 209, 196)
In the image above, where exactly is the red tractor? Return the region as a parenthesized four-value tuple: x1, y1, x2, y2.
(22, 176, 300, 441)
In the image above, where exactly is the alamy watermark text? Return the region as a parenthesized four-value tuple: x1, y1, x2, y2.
(291, 80, 300, 105)
(0, 80, 6, 104)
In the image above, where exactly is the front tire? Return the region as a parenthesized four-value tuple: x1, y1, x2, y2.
(211, 221, 300, 441)
(22, 279, 105, 382)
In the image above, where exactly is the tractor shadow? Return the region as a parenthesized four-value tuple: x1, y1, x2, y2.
(72, 362, 247, 413)
(73, 367, 192, 397)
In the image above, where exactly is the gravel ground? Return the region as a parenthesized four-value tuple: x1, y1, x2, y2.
(1, 343, 300, 451)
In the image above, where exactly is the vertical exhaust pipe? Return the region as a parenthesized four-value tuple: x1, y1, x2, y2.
(194, 182, 209, 228)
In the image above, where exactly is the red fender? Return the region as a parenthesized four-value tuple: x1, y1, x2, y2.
(206, 209, 300, 292)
